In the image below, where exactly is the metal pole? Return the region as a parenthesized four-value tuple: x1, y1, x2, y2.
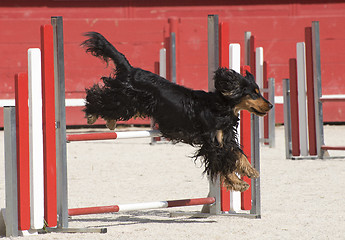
(250, 114, 261, 218)
(207, 14, 221, 215)
(244, 32, 251, 66)
(268, 78, 275, 148)
(312, 21, 326, 158)
(245, 31, 261, 215)
(296, 42, 309, 156)
(4, 107, 19, 237)
(51, 16, 68, 228)
(170, 33, 176, 83)
(207, 14, 219, 92)
(283, 79, 292, 159)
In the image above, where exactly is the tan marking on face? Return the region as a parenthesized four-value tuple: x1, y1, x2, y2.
(233, 95, 272, 116)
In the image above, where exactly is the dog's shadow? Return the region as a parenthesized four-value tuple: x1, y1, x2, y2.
(69, 210, 216, 229)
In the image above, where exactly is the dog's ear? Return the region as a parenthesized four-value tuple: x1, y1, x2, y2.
(214, 68, 242, 99)
(245, 70, 255, 82)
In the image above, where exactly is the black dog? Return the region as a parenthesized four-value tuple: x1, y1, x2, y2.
(82, 32, 272, 192)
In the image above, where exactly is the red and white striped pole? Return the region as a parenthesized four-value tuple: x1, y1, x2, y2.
(66, 130, 162, 142)
(68, 197, 215, 216)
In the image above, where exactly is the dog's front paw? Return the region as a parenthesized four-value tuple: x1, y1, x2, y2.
(246, 167, 259, 179)
(222, 172, 250, 192)
(87, 114, 98, 125)
(235, 153, 260, 179)
(223, 178, 250, 192)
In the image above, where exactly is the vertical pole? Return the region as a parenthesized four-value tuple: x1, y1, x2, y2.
(240, 66, 252, 210)
(249, 36, 256, 77)
(169, 18, 178, 84)
(263, 61, 269, 145)
(248, 35, 261, 217)
(296, 42, 309, 157)
(256, 47, 264, 142)
(208, 14, 219, 92)
(250, 113, 261, 217)
(244, 32, 257, 211)
(255, 47, 264, 90)
(289, 59, 300, 157)
(268, 78, 275, 148)
(311, 21, 325, 158)
(207, 14, 221, 215)
(229, 43, 241, 212)
(170, 33, 176, 83)
(51, 16, 68, 228)
(305, 27, 317, 156)
(15, 73, 31, 231)
(244, 32, 251, 66)
(151, 48, 167, 144)
(283, 79, 292, 159)
(4, 107, 19, 237)
(41, 24, 57, 227)
(219, 22, 231, 213)
(159, 48, 167, 79)
(28, 48, 45, 230)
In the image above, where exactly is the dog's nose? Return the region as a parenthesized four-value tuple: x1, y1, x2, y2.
(268, 102, 273, 109)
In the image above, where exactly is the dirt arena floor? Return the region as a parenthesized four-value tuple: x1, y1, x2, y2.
(1, 125, 345, 239)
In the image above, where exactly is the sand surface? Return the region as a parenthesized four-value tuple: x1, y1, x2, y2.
(1, 125, 345, 239)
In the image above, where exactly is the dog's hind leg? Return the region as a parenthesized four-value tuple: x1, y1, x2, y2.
(105, 119, 117, 130)
(235, 152, 259, 178)
(222, 172, 249, 192)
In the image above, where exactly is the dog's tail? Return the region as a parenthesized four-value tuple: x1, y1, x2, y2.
(82, 32, 131, 72)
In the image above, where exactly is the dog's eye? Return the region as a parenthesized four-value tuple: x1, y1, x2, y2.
(255, 88, 260, 94)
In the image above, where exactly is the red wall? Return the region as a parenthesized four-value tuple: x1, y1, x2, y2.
(1, 0, 345, 126)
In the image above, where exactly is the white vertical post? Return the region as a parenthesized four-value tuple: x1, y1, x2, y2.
(151, 48, 167, 144)
(296, 42, 309, 157)
(255, 47, 264, 141)
(229, 43, 241, 212)
(229, 44, 240, 73)
(159, 48, 167, 78)
(28, 48, 44, 230)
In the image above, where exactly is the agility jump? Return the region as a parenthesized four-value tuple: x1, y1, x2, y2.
(283, 21, 345, 160)
(2, 15, 274, 236)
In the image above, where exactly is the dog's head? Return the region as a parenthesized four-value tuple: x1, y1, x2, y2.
(214, 68, 273, 116)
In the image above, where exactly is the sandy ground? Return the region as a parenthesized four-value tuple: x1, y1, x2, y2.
(1, 125, 345, 239)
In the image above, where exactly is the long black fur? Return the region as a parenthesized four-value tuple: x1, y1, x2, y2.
(82, 32, 271, 185)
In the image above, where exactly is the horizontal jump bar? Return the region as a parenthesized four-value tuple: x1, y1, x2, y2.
(66, 130, 162, 142)
(68, 197, 215, 216)
(320, 96, 345, 102)
(321, 145, 345, 151)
